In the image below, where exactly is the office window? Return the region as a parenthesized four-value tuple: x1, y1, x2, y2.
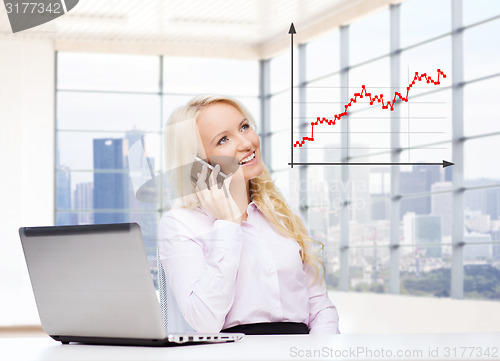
(349, 246, 390, 293)
(463, 19, 500, 82)
(56, 53, 260, 286)
(266, 0, 500, 300)
(463, 78, 500, 137)
(463, 0, 500, 26)
(303, 74, 342, 164)
(273, 169, 301, 212)
(57, 93, 161, 132)
(163, 57, 261, 133)
(56, 53, 162, 283)
(464, 137, 500, 188)
(57, 52, 160, 92)
(348, 57, 391, 163)
(349, 8, 389, 65)
(55, 0, 500, 301)
(400, 0, 451, 48)
(398, 36, 452, 102)
(400, 245, 453, 297)
(163, 57, 259, 96)
(270, 50, 299, 95)
(305, 29, 340, 82)
(269, 91, 290, 134)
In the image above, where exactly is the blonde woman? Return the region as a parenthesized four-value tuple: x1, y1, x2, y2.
(159, 95, 340, 335)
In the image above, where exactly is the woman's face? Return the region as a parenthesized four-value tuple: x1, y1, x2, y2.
(196, 102, 263, 182)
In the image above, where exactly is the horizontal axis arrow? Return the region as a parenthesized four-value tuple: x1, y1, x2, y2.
(288, 160, 454, 168)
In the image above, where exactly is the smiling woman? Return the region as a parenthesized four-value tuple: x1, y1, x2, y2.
(159, 95, 340, 335)
(195, 101, 264, 223)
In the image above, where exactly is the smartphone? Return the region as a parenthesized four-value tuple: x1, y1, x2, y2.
(191, 156, 229, 187)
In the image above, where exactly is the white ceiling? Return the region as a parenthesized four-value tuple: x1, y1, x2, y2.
(0, 0, 401, 59)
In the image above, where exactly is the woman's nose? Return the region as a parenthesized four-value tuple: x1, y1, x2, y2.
(236, 134, 252, 150)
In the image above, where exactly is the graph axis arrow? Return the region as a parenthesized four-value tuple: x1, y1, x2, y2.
(287, 160, 454, 168)
(289, 23, 296, 168)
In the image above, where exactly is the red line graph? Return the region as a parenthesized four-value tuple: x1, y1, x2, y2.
(294, 69, 447, 148)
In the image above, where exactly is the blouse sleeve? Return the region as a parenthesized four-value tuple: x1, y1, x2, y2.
(305, 263, 340, 334)
(159, 210, 243, 333)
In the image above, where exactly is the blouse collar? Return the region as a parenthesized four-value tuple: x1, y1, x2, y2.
(200, 200, 259, 222)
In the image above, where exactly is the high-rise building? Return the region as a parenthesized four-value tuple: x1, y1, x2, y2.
(464, 180, 500, 221)
(431, 182, 452, 237)
(491, 230, 500, 260)
(402, 212, 442, 258)
(93, 138, 129, 224)
(464, 233, 492, 260)
(444, 165, 452, 182)
(56, 166, 73, 225)
(400, 165, 442, 219)
(414, 215, 442, 258)
(370, 167, 390, 221)
(485, 188, 500, 221)
(73, 182, 93, 224)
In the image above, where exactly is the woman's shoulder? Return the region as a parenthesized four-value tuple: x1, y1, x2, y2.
(159, 207, 214, 235)
(162, 206, 203, 218)
(160, 206, 210, 224)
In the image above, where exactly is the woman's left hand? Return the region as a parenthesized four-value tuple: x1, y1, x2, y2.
(195, 164, 244, 224)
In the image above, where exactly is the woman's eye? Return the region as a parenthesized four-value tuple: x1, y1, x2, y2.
(241, 123, 250, 131)
(217, 136, 227, 145)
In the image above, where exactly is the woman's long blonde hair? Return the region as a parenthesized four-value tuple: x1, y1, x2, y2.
(164, 95, 325, 282)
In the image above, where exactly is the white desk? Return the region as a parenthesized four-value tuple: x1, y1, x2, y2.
(2, 333, 499, 361)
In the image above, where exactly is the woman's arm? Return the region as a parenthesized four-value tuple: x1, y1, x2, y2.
(159, 211, 243, 333)
(305, 264, 340, 334)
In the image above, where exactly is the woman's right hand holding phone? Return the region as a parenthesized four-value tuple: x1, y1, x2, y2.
(195, 164, 243, 224)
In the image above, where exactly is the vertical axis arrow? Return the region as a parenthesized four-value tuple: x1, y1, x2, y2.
(289, 23, 296, 168)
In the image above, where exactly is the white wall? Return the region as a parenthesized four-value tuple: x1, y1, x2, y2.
(330, 291, 500, 334)
(0, 38, 55, 325)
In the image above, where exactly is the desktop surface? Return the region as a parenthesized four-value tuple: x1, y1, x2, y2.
(2, 333, 499, 361)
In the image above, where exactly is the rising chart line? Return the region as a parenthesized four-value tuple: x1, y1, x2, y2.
(294, 69, 447, 148)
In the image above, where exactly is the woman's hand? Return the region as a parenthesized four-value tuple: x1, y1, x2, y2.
(194, 163, 244, 224)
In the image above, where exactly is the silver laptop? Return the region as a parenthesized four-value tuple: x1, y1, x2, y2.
(19, 223, 243, 346)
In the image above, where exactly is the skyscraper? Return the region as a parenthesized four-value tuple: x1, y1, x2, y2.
(74, 182, 93, 224)
(414, 215, 442, 258)
(400, 165, 442, 219)
(431, 182, 452, 237)
(93, 138, 129, 224)
(56, 166, 73, 225)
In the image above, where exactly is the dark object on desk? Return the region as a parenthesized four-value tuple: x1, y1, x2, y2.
(221, 322, 309, 335)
